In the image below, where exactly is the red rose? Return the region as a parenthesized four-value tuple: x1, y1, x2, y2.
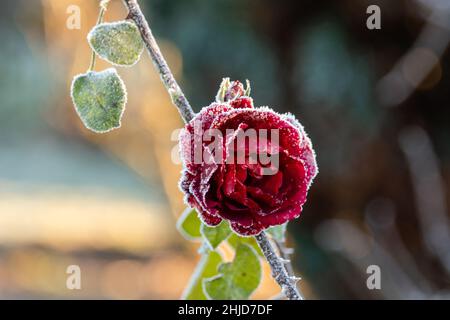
(179, 80, 317, 236)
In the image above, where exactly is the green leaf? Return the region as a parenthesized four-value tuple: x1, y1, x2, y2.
(71, 68, 127, 133)
(177, 208, 202, 240)
(227, 233, 263, 257)
(267, 223, 288, 242)
(203, 244, 261, 300)
(182, 250, 223, 300)
(88, 21, 144, 67)
(215, 77, 230, 102)
(201, 220, 232, 250)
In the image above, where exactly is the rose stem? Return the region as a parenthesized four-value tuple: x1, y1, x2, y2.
(255, 232, 302, 300)
(88, 0, 111, 72)
(273, 238, 296, 278)
(122, 0, 195, 124)
(122, 0, 302, 300)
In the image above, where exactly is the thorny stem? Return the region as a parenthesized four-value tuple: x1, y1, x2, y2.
(272, 237, 304, 298)
(255, 232, 302, 300)
(122, 0, 195, 123)
(122, 0, 302, 300)
(274, 238, 295, 276)
(88, 0, 110, 72)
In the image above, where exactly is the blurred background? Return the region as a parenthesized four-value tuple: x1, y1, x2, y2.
(0, 0, 449, 299)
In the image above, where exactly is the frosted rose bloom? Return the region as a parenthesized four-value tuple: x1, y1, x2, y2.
(179, 80, 317, 236)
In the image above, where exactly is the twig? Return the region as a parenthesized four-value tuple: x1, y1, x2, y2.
(316, 219, 426, 299)
(399, 126, 450, 275)
(376, 8, 450, 107)
(273, 238, 295, 277)
(122, 0, 195, 123)
(88, 0, 111, 71)
(255, 232, 302, 300)
(122, 0, 302, 300)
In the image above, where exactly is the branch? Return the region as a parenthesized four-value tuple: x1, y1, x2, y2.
(273, 238, 295, 277)
(122, 0, 302, 300)
(122, 0, 195, 123)
(255, 232, 302, 300)
(89, 0, 111, 71)
(376, 9, 450, 107)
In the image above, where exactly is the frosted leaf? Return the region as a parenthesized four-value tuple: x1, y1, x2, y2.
(182, 250, 223, 300)
(244, 79, 251, 96)
(203, 244, 261, 300)
(227, 233, 263, 256)
(88, 21, 144, 67)
(177, 207, 202, 240)
(71, 68, 127, 133)
(201, 220, 232, 250)
(215, 78, 230, 102)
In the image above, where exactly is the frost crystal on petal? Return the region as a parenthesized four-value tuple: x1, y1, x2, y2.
(178, 79, 318, 236)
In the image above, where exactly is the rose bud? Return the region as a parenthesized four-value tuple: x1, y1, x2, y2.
(179, 79, 317, 236)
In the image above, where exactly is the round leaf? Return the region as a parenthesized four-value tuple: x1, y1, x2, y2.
(71, 68, 127, 133)
(227, 233, 263, 257)
(182, 250, 223, 300)
(177, 208, 202, 240)
(203, 244, 262, 300)
(88, 21, 145, 67)
(201, 220, 232, 250)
